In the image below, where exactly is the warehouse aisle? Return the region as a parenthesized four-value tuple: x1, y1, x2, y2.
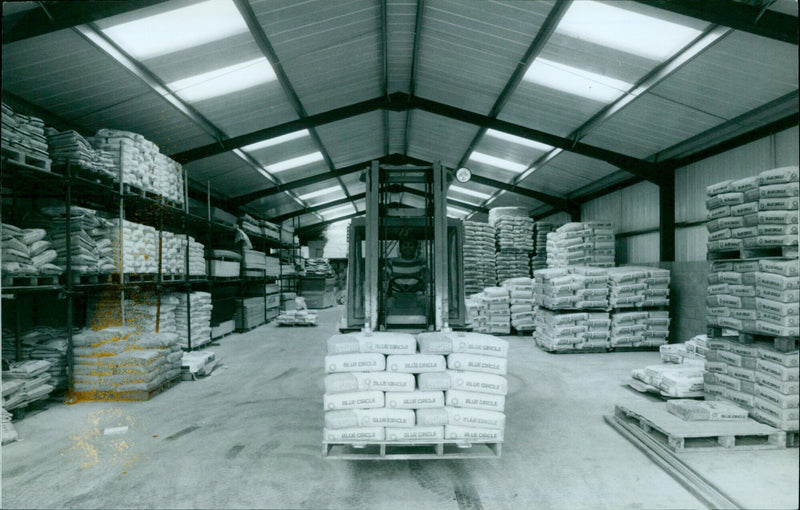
(2, 308, 796, 509)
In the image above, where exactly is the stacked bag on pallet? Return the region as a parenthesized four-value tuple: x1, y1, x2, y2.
(1, 102, 50, 165)
(610, 311, 670, 348)
(531, 222, 556, 271)
(46, 129, 116, 180)
(71, 326, 182, 400)
(704, 337, 798, 433)
(659, 334, 708, 364)
(276, 309, 318, 326)
(323, 331, 507, 445)
(631, 362, 705, 398)
(546, 222, 615, 268)
(606, 266, 671, 308)
(533, 309, 610, 352)
(1, 360, 55, 409)
(490, 207, 534, 281)
(172, 292, 212, 349)
(160, 232, 182, 276)
(755, 260, 799, 338)
(1, 327, 69, 392)
(473, 287, 511, 335)
(1, 222, 61, 277)
(463, 221, 497, 294)
(533, 266, 609, 310)
(502, 277, 535, 332)
(104, 219, 158, 274)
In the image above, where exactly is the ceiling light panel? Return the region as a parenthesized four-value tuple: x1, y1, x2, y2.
(321, 204, 356, 218)
(264, 152, 325, 174)
(523, 58, 633, 103)
(166, 57, 277, 103)
(241, 130, 311, 153)
(555, 1, 703, 62)
(298, 185, 342, 201)
(449, 185, 492, 200)
(101, 0, 249, 60)
(485, 129, 553, 151)
(468, 152, 528, 173)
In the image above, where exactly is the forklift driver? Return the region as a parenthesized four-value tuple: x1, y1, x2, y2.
(385, 234, 428, 296)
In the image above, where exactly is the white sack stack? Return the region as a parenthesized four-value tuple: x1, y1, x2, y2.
(546, 222, 615, 268)
(463, 221, 497, 294)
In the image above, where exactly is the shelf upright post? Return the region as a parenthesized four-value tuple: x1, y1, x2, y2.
(185, 166, 192, 351)
(118, 141, 126, 327)
(65, 162, 74, 392)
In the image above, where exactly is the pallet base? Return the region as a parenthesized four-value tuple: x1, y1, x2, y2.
(537, 344, 608, 354)
(2, 275, 59, 288)
(323, 440, 502, 459)
(708, 246, 798, 260)
(707, 326, 799, 353)
(2, 145, 51, 171)
(615, 402, 786, 452)
(71, 375, 181, 402)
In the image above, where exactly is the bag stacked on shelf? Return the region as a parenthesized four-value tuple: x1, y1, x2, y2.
(1, 222, 61, 276)
(103, 219, 158, 274)
(323, 332, 507, 445)
(1, 102, 50, 164)
(531, 222, 556, 271)
(533, 266, 609, 310)
(501, 277, 535, 332)
(46, 129, 117, 180)
(533, 309, 610, 351)
(463, 221, 497, 294)
(4, 327, 70, 392)
(1, 360, 54, 409)
(546, 222, 615, 268)
(173, 292, 213, 349)
(704, 337, 798, 433)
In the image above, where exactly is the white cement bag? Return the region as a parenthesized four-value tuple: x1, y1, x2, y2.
(447, 353, 507, 375)
(757, 359, 799, 381)
(445, 407, 505, 429)
(445, 425, 503, 442)
(445, 390, 505, 411)
(416, 332, 454, 354)
(385, 426, 444, 441)
(325, 410, 361, 429)
(450, 332, 509, 358)
(325, 372, 415, 393)
(447, 370, 508, 395)
(416, 407, 449, 426)
(386, 354, 446, 373)
(759, 166, 799, 185)
(324, 427, 384, 442)
(325, 353, 385, 373)
(327, 334, 360, 354)
(353, 332, 417, 354)
(359, 408, 415, 428)
(417, 371, 452, 391)
(385, 391, 445, 409)
(324, 390, 384, 410)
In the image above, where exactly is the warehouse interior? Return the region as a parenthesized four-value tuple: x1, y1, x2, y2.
(1, 0, 798, 509)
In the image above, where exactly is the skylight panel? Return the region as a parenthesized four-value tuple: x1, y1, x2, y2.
(556, 1, 702, 61)
(449, 185, 492, 200)
(485, 129, 553, 152)
(468, 152, 527, 173)
(447, 206, 469, 217)
(167, 57, 276, 102)
(265, 152, 324, 174)
(102, 0, 249, 60)
(241, 130, 310, 153)
(320, 204, 355, 218)
(299, 185, 342, 201)
(523, 58, 632, 103)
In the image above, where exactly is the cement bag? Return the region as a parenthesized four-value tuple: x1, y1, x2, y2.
(666, 399, 748, 421)
(325, 353, 385, 373)
(323, 390, 384, 410)
(417, 372, 452, 391)
(450, 332, 509, 358)
(416, 332, 454, 354)
(324, 427, 384, 442)
(658, 370, 704, 396)
(385, 391, 445, 409)
(447, 353, 507, 375)
(386, 354, 446, 373)
(325, 372, 415, 394)
(445, 425, 503, 442)
(415, 407, 449, 426)
(759, 166, 799, 185)
(358, 408, 415, 428)
(327, 334, 360, 354)
(447, 370, 508, 395)
(353, 332, 417, 354)
(386, 426, 444, 441)
(445, 390, 505, 412)
(446, 407, 505, 429)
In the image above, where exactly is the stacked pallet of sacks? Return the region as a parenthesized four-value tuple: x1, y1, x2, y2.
(610, 311, 670, 348)
(463, 221, 497, 295)
(104, 219, 158, 274)
(1, 102, 50, 165)
(606, 266, 671, 308)
(1, 222, 61, 277)
(471, 287, 511, 335)
(531, 222, 556, 271)
(323, 332, 507, 445)
(490, 207, 534, 281)
(704, 338, 798, 433)
(71, 327, 182, 400)
(533, 266, 609, 310)
(1, 360, 55, 410)
(502, 277, 535, 332)
(86, 290, 177, 333)
(160, 231, 182, 276)
(533, 310, 611, 352)
(172, 292, 213, 349)
(546, 222, 615, 268)
(46, 129, 116, 180)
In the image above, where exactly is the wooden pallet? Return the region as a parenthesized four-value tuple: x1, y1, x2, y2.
(2, 145, 51, 171)
(122, 183, 161, 202)
(614, 402, 786, 452)
(536, 343, 609, 354)
(610, 345, 664, 352)
(52, 162, 115, 186)
(707, 326, 799, 353)
(1, 275, 59, 288)
(72, 375, 181, 402)
(276, 322, 318, 327)
(323, 440, 502, 459)
(708, 246, 798, 260)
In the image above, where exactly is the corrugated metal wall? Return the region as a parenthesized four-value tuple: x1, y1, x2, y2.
(537, 211, 571, 225)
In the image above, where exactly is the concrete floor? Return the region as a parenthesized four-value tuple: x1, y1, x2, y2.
(2, 306, 797, 509)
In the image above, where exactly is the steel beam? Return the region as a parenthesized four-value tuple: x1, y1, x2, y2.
(380, 0, 390, 156)
(660, 173, 676, 262)
(469, 174, 577, 214)
(403, 0, 426, 156)
(634, 0, 798, 45)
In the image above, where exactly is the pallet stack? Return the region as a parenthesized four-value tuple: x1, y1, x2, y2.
(533, 266, 609, 310)
(502, 277, 535, 333)
(323, 332, 507, 449)
(470, 287, 510, 335)
(173, 292, 213, 349)
(1, 102, 50, 169)
(533, 309, 610, 352)
(1, 360, 55, 411)
(606, 266, 671, 309)
(463, 221, 496, 295)
(610, 311, 670, 349)
(1, 222, 61, 278)
(490, 207, 534, 280)
(46, 129, 116, 181)
(531, 222, 556, 272)
(546, 222, 615, 268)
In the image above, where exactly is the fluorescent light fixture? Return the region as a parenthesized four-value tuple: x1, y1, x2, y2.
(299, 185, 342, 201)
(523, 58, 632, 103)
(485, 129, 553, 152)
(264, 152, 324, 174)
(449, 185, 491, 200)
(241, 130, 310, 153)
(468, 152, 527, 173)
(167, 57, 276, 102)
(320, 204, 354, 218)
(556, 1, 702, 61)
(102, 0, 249, 60)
